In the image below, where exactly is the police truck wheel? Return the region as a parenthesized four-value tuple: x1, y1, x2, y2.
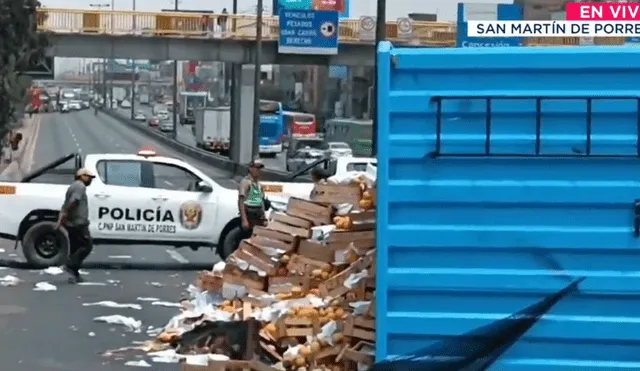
(22, 221, 70, 267)
(220, 226, 243, 260)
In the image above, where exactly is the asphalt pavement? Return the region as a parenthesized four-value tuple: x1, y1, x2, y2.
(0, 109, 221, 370)
(115, 104, 288, 172)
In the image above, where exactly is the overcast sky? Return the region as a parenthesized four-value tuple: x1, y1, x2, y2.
(44, 0, 511, 73)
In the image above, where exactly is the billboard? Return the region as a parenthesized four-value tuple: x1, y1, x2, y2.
(456, 3, 522, 47)
(275, 0, 348, 18)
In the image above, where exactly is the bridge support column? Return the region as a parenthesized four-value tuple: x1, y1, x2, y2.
(229, 64, 255, 167)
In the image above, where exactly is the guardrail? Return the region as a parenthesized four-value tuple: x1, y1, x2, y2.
(36, 8, 456, 46)
(100, 107, 305, 182)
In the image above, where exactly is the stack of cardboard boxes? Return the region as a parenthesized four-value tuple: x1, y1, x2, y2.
(190, 177, 377, 371)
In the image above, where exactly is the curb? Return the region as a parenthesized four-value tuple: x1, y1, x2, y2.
(104, 109, 307, 182)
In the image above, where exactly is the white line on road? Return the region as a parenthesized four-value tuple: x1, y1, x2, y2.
(166, 250, 189, 264)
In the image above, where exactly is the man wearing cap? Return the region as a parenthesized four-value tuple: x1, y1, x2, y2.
(56, 168, 96, 283)
(238, 159, 267, 236)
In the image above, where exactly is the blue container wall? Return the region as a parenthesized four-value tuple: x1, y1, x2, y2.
(376, 42, 640, 371)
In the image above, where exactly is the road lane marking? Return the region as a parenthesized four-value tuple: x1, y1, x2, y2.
(166, 250, 189, 264)
(24, 114, 42, 173)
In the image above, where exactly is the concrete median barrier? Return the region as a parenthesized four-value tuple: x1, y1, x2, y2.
(103, 108, 304, 182)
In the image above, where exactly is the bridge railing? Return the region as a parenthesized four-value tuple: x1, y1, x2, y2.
(36, 9, 628, 47)
(36, 8, 456, 46)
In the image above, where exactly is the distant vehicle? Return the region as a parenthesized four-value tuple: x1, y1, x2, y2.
(138, 93, 149, 105)
(282, 111, 317, 145)
(285, 137, 330, 172)
(156, 110, 170, 121)
(81, 100, 90, 109)
(153, 104, 167, 115)
(259, 100, 284, 158)
(148, 117, 159, 127)
(324, 118, 373, 157)
(134, 111, 146, 121)
(159, 120, 174, 133)
(194, 107, 230, 155)
(120, 100, 131, 108)
(328, 142, 353, 158)
(179, 92, 207, 125)
(68, 101, 82, 111)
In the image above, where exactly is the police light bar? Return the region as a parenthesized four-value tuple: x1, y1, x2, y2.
(137, 147, 156, 157)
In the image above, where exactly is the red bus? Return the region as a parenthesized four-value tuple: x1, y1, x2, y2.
(282, 111, 316, 141)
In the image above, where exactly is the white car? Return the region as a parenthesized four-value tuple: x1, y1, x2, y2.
(328, 142, 353, 158)
(0, 149, 314, 266)
(120, 100, 131, 108)
(159, 121, 174, 133)
(134, 112, 146, 121)
(157, 110, 170, 120)
(68, 101, 82, 110)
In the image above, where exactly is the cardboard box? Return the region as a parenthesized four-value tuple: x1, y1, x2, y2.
(286, 197, 333, 225)
(311, 183, 362, 205)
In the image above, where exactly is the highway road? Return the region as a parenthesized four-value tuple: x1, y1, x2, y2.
(115, 104, 289, 172)
(0, 110, 225, 370)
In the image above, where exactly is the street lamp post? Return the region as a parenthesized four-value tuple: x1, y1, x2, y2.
(90, 3, 110, 107)
(171, 0, 179, 139)
(252, 0, 263, 158)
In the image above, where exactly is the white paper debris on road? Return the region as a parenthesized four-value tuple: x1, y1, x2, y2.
(108, 255, 132, 259)
(0, 248, 5, 253)
(42, 267, 63, 275)
(124, 360, 151, 367)
(84, 301, 142, 310)
(149, 282, 164, 287)
(77, 282, 107, 286)
(148, 349, 180, 363)
(151, 301, 182, 308)
(88, 332, 95, 337)
(78, 269, 89, 275)
(0, 275, 20, 287)
(136, 297, 160, 302)
(94, 315, 142, 331)
(33, 282, 56, 291)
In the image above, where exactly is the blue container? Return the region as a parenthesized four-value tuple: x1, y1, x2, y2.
(375, 41, 640, 370)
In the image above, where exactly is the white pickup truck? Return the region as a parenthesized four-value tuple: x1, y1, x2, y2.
(0, 150, 376, 266)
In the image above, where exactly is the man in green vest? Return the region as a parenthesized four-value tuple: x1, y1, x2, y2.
(238, 159, 266, 233)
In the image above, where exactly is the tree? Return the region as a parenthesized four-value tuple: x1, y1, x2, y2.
(0, 0, 49, 139)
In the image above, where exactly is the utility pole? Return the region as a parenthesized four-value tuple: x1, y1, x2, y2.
(172, 0, 179, 139)
(130, 0, 137, 120)
(252, 0, 264, 158)
(371, 0, 385, 156)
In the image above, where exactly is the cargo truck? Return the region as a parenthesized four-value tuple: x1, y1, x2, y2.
(194, 106, 230, 155)
(138, 92, 149, 105)
(180, 91, 207, 126)
(374, 42, 640, 370)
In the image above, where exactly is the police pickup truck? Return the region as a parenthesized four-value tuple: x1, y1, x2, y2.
(0, 149, 375, 266)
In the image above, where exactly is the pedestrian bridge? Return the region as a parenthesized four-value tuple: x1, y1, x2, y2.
(35, 9, 628, 65)
(37, 8, 458, 65)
